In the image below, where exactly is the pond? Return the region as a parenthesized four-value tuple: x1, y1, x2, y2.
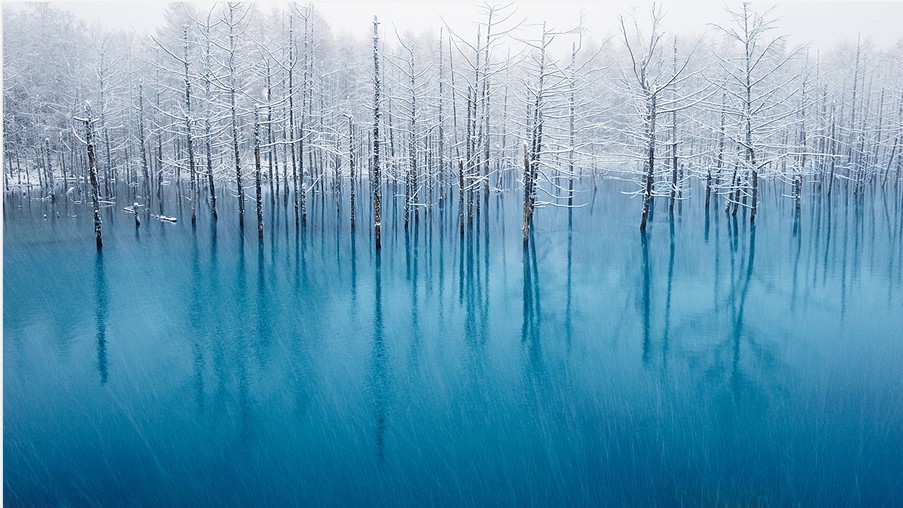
(5, 179, 903, 505)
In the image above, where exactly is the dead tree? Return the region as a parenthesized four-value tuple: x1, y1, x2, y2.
(254, 105, 263, 239)
(80, 103, 103, 250)
(712, 2, 803, 223)
(372, 16, 383, 250)
(619, 6, 695, 231)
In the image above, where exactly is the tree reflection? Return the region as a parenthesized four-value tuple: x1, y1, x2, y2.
(370, 249, 389, 463)
(94, 250, 108, 384)
(190, 226, 205, 409)
(640, 230, 651, 365)
(565, 208, 573, 350)
(521, 232, 543, 377)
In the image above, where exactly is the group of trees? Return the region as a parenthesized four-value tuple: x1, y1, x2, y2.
(4, 2, 902, 249)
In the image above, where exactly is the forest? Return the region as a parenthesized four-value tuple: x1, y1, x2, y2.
(3, 2, 903, 245)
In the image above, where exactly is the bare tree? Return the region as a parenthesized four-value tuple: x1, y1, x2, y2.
(712, 2, 805, 222)
(619, 5, 697, 231)
(372, 15, 383, 250)
(77, 102, 103, 249)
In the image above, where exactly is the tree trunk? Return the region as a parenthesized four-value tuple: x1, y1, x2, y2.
(372, 16, 382, 250)
(84, 104, 103, 250)
(640, 92, 656, 232)
(182, 27, 197, 226)
(254, 106, 263, 239)
(349, 117, 356, 230)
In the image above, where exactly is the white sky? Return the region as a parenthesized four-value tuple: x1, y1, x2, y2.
(17, 1, 903, 50)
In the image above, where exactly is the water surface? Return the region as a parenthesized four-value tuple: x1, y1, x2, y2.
(5, 180, 903, 505)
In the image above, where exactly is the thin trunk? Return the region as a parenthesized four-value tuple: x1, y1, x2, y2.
(254, 106, 264, 239)
(288, 13, 299, 223)
(522, 145, 532, 244)
(203, 22, 217, 220)
(228, 5, 244, 228)
(138, 81, 151, 209)
(182, 27, 197, 226)
(84, 104, 103, 250)
(437, 28, 445, 204)
(372, 16, 382, 250)
(349, 117, 356, 229)
(640, 92, 656, 232)
(669, 36, 678, 214)
(266, 61, 276, 205)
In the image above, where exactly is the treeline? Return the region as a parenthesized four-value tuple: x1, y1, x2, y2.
(3, 2, 902, 247)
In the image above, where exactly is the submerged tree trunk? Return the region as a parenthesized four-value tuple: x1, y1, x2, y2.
(288, 13, 300, 225)
(84, 104, 103, 250)
(228, 4, 244, 228)
(182, 27, 197, 226)
(203, 19, 217, 220)
(437, 29, 445, 205)
(138, 81, 151, 210)
(348, 116, 356, 230)
(299, 13, 311, 225)
(669, 37, 678, 215)
(522, 145, 532, 245)
(568, 42, 576, 207)
(44, 137, 55, 202)
(372, 16, 382, 250)
(266, 62, 275, 205)
(254, 106, 263, 239)
(640, 92, 657, 232)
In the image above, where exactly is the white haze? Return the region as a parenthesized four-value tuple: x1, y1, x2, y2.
(42, 1, 903, 51)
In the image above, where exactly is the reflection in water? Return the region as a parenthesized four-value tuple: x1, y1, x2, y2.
(791, 206, 803, 311)
(370, 250, 389, 462)
(255, 242, 271, 368)
(662, 215, 675, 369)
(464, 224, 483, 361)
(236, 233, 252, 446)
(350, 227, 358, 306)
(94, 250, 108, 384)
(407, 224, 422, 371)
(4, 180, 903, 506)
(521, 233, 543, 378)
(565, 209, 573, 350)
(730, 224, 757, 400)
(481, 202, 491, 354)
(190, 227, 205, 409)
(640, 231, 651, 364)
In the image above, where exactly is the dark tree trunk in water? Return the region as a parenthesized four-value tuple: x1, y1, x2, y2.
(522, 146, 532, 245)
(372, 16, 382, 250)
(44, 138, 55, 202)
(640, 93, 656, 232)
(182, 27, 197, 226)
(299, 13, 311, 225)
(84, 104, 103, 250)
(348, 116, 356, 230)
(138, 81, 151, 210)
(254, 106, 263, 239)
(266, 62, 275, 205)
(228, 4, 244, 229)
(202, 20, 217, 220)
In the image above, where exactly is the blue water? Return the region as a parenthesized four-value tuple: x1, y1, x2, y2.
(5, 180, 903, 505)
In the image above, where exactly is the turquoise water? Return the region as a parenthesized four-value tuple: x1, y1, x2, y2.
(5, 180, 903, 505)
